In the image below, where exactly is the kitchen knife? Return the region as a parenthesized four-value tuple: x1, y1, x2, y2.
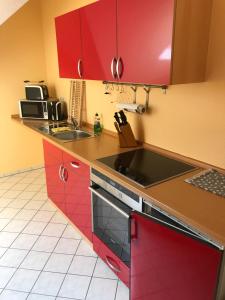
(114, 112, 122, 126)
(119, 110, 127, 125)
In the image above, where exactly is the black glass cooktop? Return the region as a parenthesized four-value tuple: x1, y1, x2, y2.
(97, 148, 197, 188)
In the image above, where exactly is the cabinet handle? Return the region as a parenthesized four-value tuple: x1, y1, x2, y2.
(131, 216, 137, 240)
(105, 256, 121, 273)
(58, 165, 63, 181)
(116, 57, 122, 79)
(62, 167, 68, 182)
(78, 59, 82, 78)
(70, 161, 80, 169)
(111, 57, 117, 79)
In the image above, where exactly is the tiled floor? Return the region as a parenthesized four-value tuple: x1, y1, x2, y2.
(0, 168, 129, 300)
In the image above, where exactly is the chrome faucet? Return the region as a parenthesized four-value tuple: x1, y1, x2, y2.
(71, 117, 79, 130)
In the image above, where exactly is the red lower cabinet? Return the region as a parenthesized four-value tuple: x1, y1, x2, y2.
(43, 140, 92, 242)
(131, 210, 223, 300)
(93, 234, 130, 287)
(63, 152, 92, 242)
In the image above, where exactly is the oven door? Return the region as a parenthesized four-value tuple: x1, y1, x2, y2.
(90, 184, 132, 267)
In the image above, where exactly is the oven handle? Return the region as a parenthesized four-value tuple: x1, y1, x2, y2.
(89, 186, 130, 219)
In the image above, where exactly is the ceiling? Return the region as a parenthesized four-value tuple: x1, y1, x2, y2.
(0, 0, 29, 26)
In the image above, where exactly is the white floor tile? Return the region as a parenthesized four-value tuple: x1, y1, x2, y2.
(44, 253, 73, 273)
(0, 218, 10, 231)
(2, 190, 21, 199)
(0, 247, 7, 258)
(17, 191, 36, 200)
(0, 190, 7, 197)
(28, 294, 55, 300)
(69, 255, 97, 276)
(24, 201, 45, 210)
(86, 277, 118, 300)
(6, 269, 40, 292)
(32, 236, 59, 252)
(0, 208, 20, 219)
(20, 250, 50, 270)
(0, 232, 18, 247)
(0, 266, 16, 288)
(0, 182, 16, 189)
(0, 248, 28, 268)
(10, 233, 39, 250)
(50, 212, 68, 224)
(19, 177, 35, 184)
(14, 209, 37, 221)
(32, 211, 55, 223)
(23, 221, 47, 235)
(7, 199, 29, 209)
(58, 274, 91, 299)
(62, 225, 81, 240)
(40, 202, 56, 212)
(10, 183, 29, 191)
(93, 258, 118, 280)
(3, 220, 29, 233)
(42, 223, 66, 237)
(32, 271, 65, 296)
(0, 289, 28, 299)
(0, 198, 13, 208)
(25, 185, 43, 192)
(76, 240, 97, 257)
(33, 192, 48, 201)
(54, 238, 80, 255)
(115, 280, 129, 300)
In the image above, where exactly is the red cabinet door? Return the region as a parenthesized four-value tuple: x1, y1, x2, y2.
(55, 10, 82, 79)
(80, 0, 117, 81)
(117, 0, 174, 84)
(43, 140, 66, 215)
(63, 152, 92, 242)
(131, 211, 222, 300)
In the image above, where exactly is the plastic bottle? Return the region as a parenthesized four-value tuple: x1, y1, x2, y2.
(93, 113, 102, 135)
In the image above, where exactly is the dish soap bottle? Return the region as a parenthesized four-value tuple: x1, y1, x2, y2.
(93, 113, 102, 135)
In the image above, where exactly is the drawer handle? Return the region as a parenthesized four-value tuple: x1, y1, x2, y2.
(105, 256, 121, 273)
(70, 162, 80, 169)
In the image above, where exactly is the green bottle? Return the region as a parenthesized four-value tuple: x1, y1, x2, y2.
(94, 113, 102, 135)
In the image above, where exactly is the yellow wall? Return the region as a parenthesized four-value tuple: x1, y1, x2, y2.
(0, 0, 46, 174)
(41, 0, 225, 169)
(1, 0, 225, 173)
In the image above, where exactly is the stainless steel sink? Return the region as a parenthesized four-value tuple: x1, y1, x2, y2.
(52, 130, 92, 140)
(36, 122, 93, 142)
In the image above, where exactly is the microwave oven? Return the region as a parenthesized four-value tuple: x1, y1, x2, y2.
(18, 99, 66, 121)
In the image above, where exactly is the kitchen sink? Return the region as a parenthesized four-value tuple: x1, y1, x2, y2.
(36, 122, 93, 142)
(52, 129, 92, 140)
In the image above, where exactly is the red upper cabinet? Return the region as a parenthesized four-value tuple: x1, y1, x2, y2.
(117, 0, 174, 85)
(55, 10, 82, 79)
(131, 210, 222, 300)
(80, 0, 117, 81)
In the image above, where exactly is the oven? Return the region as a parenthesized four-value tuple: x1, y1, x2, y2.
(90, 168, 142, 267)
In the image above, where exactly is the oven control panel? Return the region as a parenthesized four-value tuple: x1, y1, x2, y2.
(91, 168, 142, 212)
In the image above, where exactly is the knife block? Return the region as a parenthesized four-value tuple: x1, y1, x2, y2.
(114, 122, 138, 148)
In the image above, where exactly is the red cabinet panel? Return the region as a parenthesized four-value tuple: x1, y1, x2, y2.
(43, 140, 92, 242)
(117, 0, 174, 84)
(93, 234, 130, 287)
(43, 140, 65, 214)
(80, 0, 117, 81)
(63, 152, 92, 242)
(55, 10, 82, 78)
(131, 211, 222, 300)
